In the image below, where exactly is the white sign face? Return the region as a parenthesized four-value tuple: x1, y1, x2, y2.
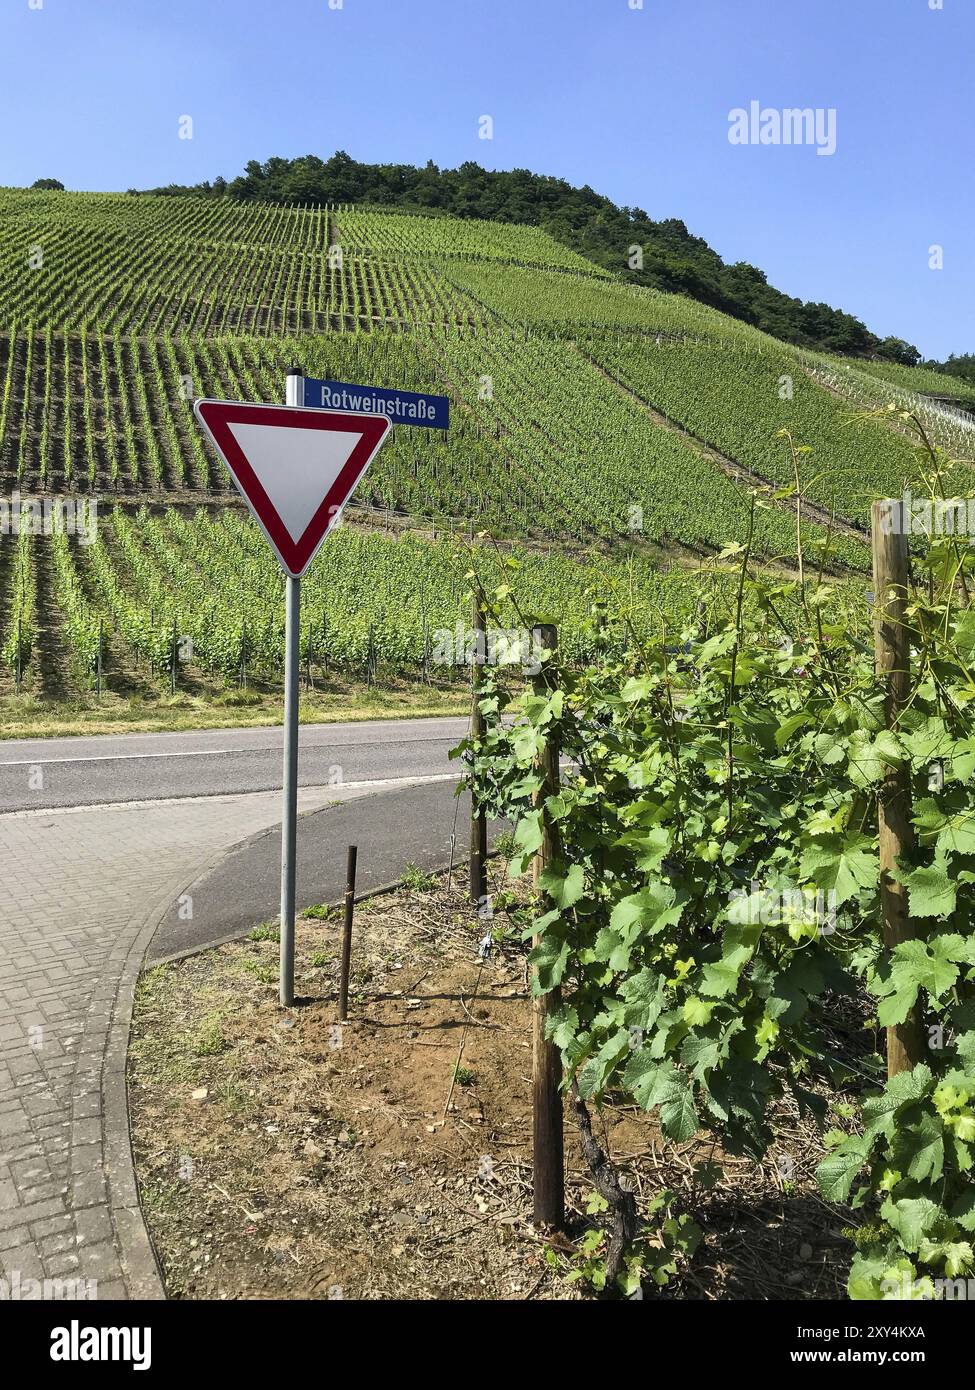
(194, 399, 392, 577)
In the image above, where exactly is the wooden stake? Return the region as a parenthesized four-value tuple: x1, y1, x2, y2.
(871, 501, 925, 1077)
(338, 844, 357, 1022)
(470, 590, 488, 905)
(531, 622, 565, 1230)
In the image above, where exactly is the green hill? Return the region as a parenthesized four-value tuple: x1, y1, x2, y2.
(1, 186, 972, 717)
(138, 151, 942, 366)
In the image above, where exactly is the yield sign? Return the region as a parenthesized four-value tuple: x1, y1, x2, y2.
(193, 399, 392, 577)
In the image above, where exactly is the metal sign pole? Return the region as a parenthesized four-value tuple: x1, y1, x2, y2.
(194, 369, 397, 1008)
(280, 366, 304, 1007)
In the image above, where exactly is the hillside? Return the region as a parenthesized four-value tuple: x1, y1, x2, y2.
(2, 185, 974, 714)
(139, 152, 937, 366)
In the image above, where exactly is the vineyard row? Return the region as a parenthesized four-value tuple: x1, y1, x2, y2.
(0, 508, 733, 696)
(0, 328, 871, 564)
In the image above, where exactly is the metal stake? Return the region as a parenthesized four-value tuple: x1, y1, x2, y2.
(338, 844, 358, 1021)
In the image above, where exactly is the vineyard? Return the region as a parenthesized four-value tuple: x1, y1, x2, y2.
(3, 174, 975, 1318)
(0, 186, 973, 710)
(3, 506, 745, 699)
(581, 334, 975, 529)
(443, 258, 777, 344)
(1, 326, 832, 556)
(463, 484, 975, 1303)
(337, 207, 604, 273)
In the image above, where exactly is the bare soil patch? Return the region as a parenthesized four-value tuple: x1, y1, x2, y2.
(129, 867, 854, 1301)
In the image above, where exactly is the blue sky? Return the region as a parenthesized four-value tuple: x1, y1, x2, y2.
(1, 0, 970, 359)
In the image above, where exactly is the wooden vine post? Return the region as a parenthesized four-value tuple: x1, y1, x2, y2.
(469, 591, 488, 905)
(871, 501, 925, 1077)
(531, 622, 566, 1229)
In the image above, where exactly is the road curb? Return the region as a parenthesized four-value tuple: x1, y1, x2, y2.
(143, 778, 465, 966)
(93, 837, 268, 1300)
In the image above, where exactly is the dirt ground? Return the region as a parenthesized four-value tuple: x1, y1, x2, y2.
(128, 865, 855, 1301)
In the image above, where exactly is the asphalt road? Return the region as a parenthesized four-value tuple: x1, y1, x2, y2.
(0, 717, 514, 956)
(0, 716, 511, 960)
(147, 778, 507, 964)
(0, 716, 471, 812)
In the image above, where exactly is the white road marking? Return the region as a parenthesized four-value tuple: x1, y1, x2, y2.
(0, 772, 460, 820)
(0, 731, 462, 766)
(0, 749, 237, 766)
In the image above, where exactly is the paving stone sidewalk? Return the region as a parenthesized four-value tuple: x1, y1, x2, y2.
(0, 785, 344, 1300)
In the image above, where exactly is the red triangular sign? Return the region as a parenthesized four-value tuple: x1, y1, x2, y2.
(194, 399, 392, 577)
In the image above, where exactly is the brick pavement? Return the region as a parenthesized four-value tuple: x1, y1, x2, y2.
(0, 785, 344, 1300)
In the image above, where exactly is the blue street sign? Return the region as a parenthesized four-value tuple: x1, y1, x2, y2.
(302, 377, 450, 430)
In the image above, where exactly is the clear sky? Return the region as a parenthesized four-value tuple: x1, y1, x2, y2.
(1, 0, 970, 358)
